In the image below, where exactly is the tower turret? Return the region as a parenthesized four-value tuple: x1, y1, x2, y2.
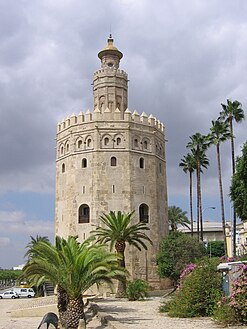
(93, 35, 128, 118)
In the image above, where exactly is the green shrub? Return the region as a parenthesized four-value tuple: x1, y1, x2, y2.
(157, 232, 206, 284)
(126, 279, 149, 301)
(213, 298, 238, 325)
(165, 258, 222, 317)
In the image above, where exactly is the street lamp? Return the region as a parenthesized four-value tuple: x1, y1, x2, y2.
(201, 206, 216, 241)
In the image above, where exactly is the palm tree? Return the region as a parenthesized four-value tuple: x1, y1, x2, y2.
(22, 236, 125, 329)
(179, 153, 196, 236)
(24, 235, 50, 259)
(187, 133, 210, 241)
(168, 206, 190, 232)
(209, 119, 232, 256)
(91, 210, 152, 297)
(220, 99, 245, 256)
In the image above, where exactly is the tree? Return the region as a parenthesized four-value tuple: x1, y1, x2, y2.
(187, 133, 210, 241)
(168, 206, 190, 232)
(220, 99, 245, 255)
(230, 141, 247, 221)
(179, 153, 196, 236)
(22, 236, 125, 329)
(209, 119, 232, 255)
(24, 235, 50, 259)
(156, 231, 206, 284)
(207, 241, 225, 258)
(91, 210, 152, 296)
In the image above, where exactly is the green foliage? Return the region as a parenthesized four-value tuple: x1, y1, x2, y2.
(0, 269, 22, 281)
(207, 241, 225, 257)
(230, 141, 247, 221)
(91, 211, 152, 252)
(126, 279, 149, 301)
(165, 258, 222, 317)
(213, 299, 238, 325)
(22, 236, 126, 297)
(156, 232, 206, 283)
(168, 206, 190, 231)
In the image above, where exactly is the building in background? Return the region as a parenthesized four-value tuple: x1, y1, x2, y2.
(55, 36, 169, 289)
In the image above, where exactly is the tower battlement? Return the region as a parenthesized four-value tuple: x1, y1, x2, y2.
(93, 68, 128, 77)
(57, 108, 164, 134)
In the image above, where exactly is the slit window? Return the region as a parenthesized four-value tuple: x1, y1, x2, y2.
(78, 204, 90, 223)
(140, 158, 144, 169)
(82, 158, 87, 168)
(111, 157, 117, 166)
(87, 138, 92, 148)
(139, 204, 149, 223)
(143, 140, 148, 149)
(116, 137, 121, 146)
(134, 139, 138, 147)
(62, 163, 65, 173)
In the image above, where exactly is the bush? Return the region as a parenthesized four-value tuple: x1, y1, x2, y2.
(207, 241, 225, 257)
(165, 258, 222, 317)
(214, 264, 247, 325)
(126, 279, 149, 301)
(157, 232, 206, 284)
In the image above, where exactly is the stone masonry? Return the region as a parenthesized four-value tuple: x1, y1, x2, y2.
(55, 35, 169, 289)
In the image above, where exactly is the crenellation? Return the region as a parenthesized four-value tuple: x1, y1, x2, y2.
(70, 113, 77, 125)
(132, 110, 140, 122)
(85, 109, 92, 122)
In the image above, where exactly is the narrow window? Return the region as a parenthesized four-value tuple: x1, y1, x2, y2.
(159, 163, 162, 174)
(140, 158, 144, 169)
(87, 138, 92, 148)
(134, 139, 138, 147)
(62, 163, 65, 173)
(139, 204, 149, 223)
(143, 140, 148, 150)
(111, 157, 117, 166)
(82, 158, 87, 168)
(116, 137, 121, 146)
(66, 143, 69, 152)
(112, 185, 115, 193)
(78, 140, 82, 148)
(82, 186, 85, 194)
(78, 204, 90, 223)
(61, 146, 64, 155)
(104, 137, 109, 146)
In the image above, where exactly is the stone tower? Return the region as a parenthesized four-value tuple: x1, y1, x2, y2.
(55, 36, 168, 288)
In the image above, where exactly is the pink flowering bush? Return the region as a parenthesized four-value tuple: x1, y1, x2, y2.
(214, 264, 247, 324)
(178, 263, 197, 289)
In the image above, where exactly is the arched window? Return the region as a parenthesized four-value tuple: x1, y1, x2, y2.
(139, 204, 149, 223)
(116, 137, 121, 146)
(66, 143, 69, 152)
(61, 146, 64, 155)
(78, 204, 90, 223)
(134, 138, 138, 147)
(78, 140, 82, 149)
(111, 157, 117, 166)
(104, 137, 109, 146)
(87, 138, 92, 148)
(62, 163, 65, 173)
(140, 158, 144, 169)
(143, 140, 148, 150)
(82, 158, 87, 168)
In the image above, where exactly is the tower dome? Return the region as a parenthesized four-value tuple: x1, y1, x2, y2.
(98, 35, 123, 70)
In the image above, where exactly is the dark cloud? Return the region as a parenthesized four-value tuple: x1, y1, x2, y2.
(0, 0, 247, 267)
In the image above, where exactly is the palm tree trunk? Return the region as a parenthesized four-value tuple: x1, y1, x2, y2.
(189, 171, 193, 236)
(196, 161, 200, 241)
(230, 118, 237, 256)
(115, 241, 126, 297)
(217, 144, 227, 256)
(59, 296, 85, 329)
(198, 161, 203, 242)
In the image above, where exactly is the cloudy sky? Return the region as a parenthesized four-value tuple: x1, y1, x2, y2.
(0, 0, 246, 269)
